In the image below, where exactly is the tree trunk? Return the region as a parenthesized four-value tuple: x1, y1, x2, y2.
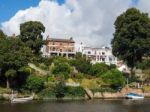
(6, 78, 10, 89)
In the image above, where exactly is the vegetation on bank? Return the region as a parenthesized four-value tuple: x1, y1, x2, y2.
(0, 8, 150, 100)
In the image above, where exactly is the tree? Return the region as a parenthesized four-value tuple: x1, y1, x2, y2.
(89, 63, 109, 76)
(0, 30, 6, 39)
(0, 38, 32, 71)
(0, 38, 32, 88)
(112, 8, 150, 73)
(20, 21, 45, 54)
(54, 81, 66, 98)
(52, 62, 71, 79)
(26, 75, 45, 92)
(5, 69, 16, 88)
(101, 69, 126, 89)
(70, 52, 92, 74)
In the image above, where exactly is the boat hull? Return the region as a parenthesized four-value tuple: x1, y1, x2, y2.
(11, 96, 34, 103)
(126, 93, 144, 99)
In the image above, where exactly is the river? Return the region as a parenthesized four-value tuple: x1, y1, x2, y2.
(0, 99, 150, 112)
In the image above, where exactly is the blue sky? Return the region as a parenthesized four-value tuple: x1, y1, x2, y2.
(0, 0, 65, 23)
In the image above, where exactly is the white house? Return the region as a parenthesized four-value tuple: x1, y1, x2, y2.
(78, 43, 117, 65)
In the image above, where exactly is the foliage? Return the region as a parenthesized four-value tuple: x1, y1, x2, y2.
(48, 75, 56, 82)
(52, 62, 71, 79)
(74, 73, 85, 80)
(39, 63, 49, 70)
(143, 86, 150, 92)
(136, 59, 150, 69)
(20, 21, 45, 54)
(65, 86, 85, 97)
(89, 63, 109, 76)
(0, 38, 32, 72)
(5, 69, 17, 78)
(54, 81, 66, 98)
(38, 88, 55, 98)
(0, 38, 32, 88)
(5, 69, 17, 88)
(0, 87, 11, 94)
(25, 75, 45, 92)
(112, 8, 150, 69)
(91, 88, 116, 93)
(0, 95, 5, 100)
(70, 52, 92, 74)
(101, 69, 126, 88)
(81, 78, 99, 89)
(109, 64, 117, 69)
(0, 30, 6, 40)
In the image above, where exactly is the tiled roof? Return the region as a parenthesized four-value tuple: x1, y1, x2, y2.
(46, 37, 75, 43)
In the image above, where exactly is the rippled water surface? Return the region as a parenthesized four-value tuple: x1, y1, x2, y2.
(0, 99, 150, 112)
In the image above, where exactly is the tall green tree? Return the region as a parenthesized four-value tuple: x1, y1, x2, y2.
(101, 69, 125, 88)
(20, 21, 45, 54)
(112, 8, 150, 73)
(0, 29, 6, 39)
(0, 38, 32, 88)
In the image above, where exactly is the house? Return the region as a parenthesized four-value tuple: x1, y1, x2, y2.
(78, 43, 117, 65)
(42, 36, 75, 58)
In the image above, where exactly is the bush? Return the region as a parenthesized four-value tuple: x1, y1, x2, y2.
(54, 81, 66, 98)
(89, 63, 109, 76)
(25, 75, 45, 92)
(38, 88, 55, 98)
(39, 63, 49, 70)
(0, 95, 5, 100)
(101, 69, 126, 89)
(143, 86, 150, 92)
(66, 86, 85, 97)
(81, 78, 98, 89)
(52, 62, 71, 79)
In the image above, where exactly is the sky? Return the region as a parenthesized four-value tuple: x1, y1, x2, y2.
(0, 0, 150, 47)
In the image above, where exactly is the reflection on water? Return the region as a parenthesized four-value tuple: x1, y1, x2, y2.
(0, 99, 150, 112)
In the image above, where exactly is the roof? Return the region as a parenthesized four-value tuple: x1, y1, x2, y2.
(46, 37, 75, 43)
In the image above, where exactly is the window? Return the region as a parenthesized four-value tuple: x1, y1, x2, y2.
(102, 52, 105, 55)
(60, 43, 62, 45)
(88, 51, 91, 54)
(53, 47, 55, 51)
(53, 42, 55, 45)
(102, 58, 105, 61)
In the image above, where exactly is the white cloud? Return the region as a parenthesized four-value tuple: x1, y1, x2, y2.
(1, 0, 132, 47)
(136, 0, 150, 13)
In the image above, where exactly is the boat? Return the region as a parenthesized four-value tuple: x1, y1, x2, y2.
(126, 92, 144, 99)
(11, 93, 34, 103)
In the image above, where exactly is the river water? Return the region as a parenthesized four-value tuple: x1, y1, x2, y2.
(0, 99, 150, 112)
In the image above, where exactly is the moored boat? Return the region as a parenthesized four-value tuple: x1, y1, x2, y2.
(11, 93, 34, 103)
(126, 93, 144, 99)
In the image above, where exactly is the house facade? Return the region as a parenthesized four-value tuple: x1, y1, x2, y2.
(42, 36, 75, 58)
(78, 43, 117, 65)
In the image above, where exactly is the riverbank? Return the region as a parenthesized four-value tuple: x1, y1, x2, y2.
(1, 87, 150, 101)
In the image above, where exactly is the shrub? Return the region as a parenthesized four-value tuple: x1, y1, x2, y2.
(66, 86, 85, 97)
(39, 63, 49, 70)
(48, 75, 55, 82)
(38, 88, 55, 98)
(81, 78, 98, 89)
(52, 62, 71, 79)
(89, 63, 109, 76)
(26, 75, 45, 92)
(54, 81, 66, 98)
(101, 69, 126, 89)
